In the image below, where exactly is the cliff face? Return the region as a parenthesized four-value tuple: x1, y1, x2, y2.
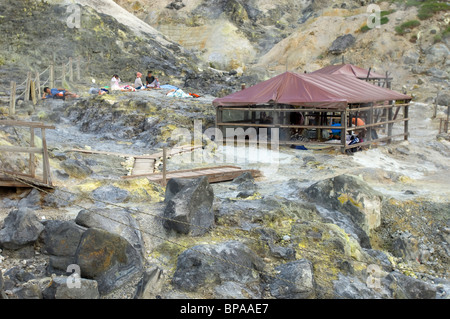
(1, 0, 447, 100)
(112, 0, 449, 101)
(0, 0, 203, 89)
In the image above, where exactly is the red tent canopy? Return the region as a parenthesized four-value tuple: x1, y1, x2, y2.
(213, 72, 411, 110)
(310, 63, 387, 79)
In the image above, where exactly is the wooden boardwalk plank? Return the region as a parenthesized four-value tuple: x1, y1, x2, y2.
(124, 165, 262, 185)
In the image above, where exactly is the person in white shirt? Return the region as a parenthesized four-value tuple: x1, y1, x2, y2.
(134, 72, 144, 89)
(111, 74, 121, 90)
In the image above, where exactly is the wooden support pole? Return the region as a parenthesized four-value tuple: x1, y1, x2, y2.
(25, 72, 32, 101)
(50, 64, 55, 89)
(41, 128, 52, 185)
(30, 80, 37, 105)
(367, 104, 374, 141)
(387, 103, 393, 144)
(216, 106, 223, 134)
(35, 71, 41, 100)
(29, 127, 35, 178)
(365, 67, 372, 82)
(404, 104, 409, 141)
(69, 57, 73, 82)
(162, 147, 167, 187)
(341, 110, 347, 153)
(9, 81, 16, 116)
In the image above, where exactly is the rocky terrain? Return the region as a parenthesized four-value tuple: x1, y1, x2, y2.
(0, 0, 449, 301)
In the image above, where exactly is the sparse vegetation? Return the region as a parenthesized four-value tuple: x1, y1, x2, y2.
(395, 19, 421, 35)
(386, 0, 449, 20)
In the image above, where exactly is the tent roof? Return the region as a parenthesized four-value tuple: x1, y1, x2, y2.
(212, 72, 411, 109)
(310, 63, 387, 79)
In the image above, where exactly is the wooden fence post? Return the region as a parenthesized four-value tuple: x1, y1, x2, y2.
(41, 128, 52, 185)
(25, 72, 32, 101)
(9, 81, 16, 115)
(50, 64, 55, 89)
(404, 104, 409, 141)
(69, 57, 73, 82)
(29, 127, 36, 178)
(35, 71, 41, 100)
(30, 80, 37, 105)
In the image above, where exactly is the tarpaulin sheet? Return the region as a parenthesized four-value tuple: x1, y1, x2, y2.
(212, 72, 411, 110)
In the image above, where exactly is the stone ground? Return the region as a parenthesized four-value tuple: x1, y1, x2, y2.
(0, 91, 449, 299)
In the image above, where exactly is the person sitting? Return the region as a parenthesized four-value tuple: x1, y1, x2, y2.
(134, 72, 144, 90)
(352, 117, 365, 126)
(330, 122, 342, 140)
(145, 71, 160, 89)
(42, 87, 78, 100)
(110, 74, 122, 90)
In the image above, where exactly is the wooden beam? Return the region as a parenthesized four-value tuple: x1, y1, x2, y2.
(50, 64, 55, 88)
(41, 128, 52, 185)
(387, 102, 394, 143)
(35, 71, 41, 101)
(345, 133, 408, 150)
(341, 110, 348, 153)
(30, 127, 36, 178)
(404, 104, 409, 141)
(0, 120, 55, 129)
(25, 72, 32, 101)
(344, 118, 410, 131)
(0, 145, 43, 153)
(30, 80, 37, 105)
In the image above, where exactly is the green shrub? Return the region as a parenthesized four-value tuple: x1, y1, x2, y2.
(433, 34, 442, 43)
(386, 0, 449, 20)
(395, 20, 421, 35)
(417, 2, 449, 20)
(441, 26, 450, 38)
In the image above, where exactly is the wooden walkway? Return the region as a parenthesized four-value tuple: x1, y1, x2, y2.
(122, 165, 262, 185)
(68, 145, 203, 177)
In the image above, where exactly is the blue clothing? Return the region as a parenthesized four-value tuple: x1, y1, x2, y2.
(160, 84, 178, 90)
(46, 89, 65, 98)
(331, 123, 342, 135)
(51, 89, 65, 96)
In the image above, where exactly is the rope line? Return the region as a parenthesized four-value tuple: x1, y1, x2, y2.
(39, 66, 50, 77)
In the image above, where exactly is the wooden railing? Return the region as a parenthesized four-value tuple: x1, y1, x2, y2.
(8, 57, 83, 115)
(0, 120, 55, 187)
